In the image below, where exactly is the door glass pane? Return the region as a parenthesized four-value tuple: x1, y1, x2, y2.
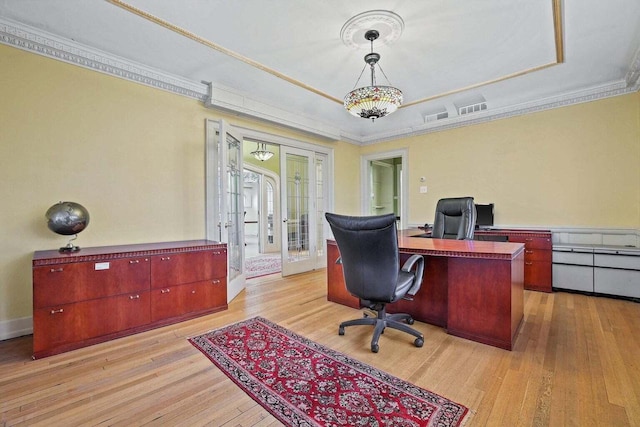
(226, 133, 243, 281)
(266, 181, 274, 244)
(315, 155, 325, 258)
(286, 153, 310, 262)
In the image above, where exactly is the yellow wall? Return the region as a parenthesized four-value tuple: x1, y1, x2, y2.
(362, 93, 640, 228)
(1, 42, 639, 326)
(0, 44, 339, 322)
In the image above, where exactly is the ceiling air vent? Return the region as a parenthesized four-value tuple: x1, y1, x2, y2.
(458, 101, 487, 115)
(424, 110, 449, 123)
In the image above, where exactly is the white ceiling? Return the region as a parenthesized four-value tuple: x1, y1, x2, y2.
(1, 0, 639, 144)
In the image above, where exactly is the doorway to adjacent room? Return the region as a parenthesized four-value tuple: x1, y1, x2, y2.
(361, 149, 408, 229)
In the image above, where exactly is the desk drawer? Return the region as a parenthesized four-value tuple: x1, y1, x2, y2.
(525, 249, 551, 262)
(510, 235, 552, 250)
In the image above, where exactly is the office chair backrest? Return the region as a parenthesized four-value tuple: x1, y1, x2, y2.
(432, 197, 477, 240)
(325, 213, 399, 303)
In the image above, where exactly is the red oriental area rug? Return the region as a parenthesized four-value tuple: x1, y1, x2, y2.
(189, 317, 469, 427)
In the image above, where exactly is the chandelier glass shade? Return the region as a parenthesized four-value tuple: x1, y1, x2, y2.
(344, 30, 403, 121)
(250, 142, 274, 162)
(344, 85, 403, 120)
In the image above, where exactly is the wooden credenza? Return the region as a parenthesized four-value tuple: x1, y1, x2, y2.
(32, 240, 227, 359)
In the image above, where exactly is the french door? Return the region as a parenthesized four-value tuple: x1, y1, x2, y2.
(280, 146, 327, 276)
(205, 119, 245, 301)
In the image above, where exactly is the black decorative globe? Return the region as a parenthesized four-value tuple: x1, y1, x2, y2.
(45, 201, 90, 251)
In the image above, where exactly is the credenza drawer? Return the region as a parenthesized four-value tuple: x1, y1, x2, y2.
(594, 253, 640, 270)
(553, 264, 593, 292)
(553, 250, 593, 266)
(594, 268, 640, 298)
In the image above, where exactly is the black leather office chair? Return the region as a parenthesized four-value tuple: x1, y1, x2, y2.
(431, 197, 477, 240)
(325, 212, 425, 353)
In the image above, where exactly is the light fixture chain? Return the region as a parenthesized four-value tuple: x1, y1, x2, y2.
(351, 64, 368, 91)
(376, 63, 394, 86)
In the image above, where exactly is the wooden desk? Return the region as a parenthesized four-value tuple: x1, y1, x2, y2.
(326, 229, 525, 350)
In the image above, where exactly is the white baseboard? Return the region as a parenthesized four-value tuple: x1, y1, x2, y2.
(0, 316, 33, 341)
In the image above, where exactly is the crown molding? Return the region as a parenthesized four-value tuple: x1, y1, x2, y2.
(348, 80, 637, 145)
(0, 17, 207, 100)
(1, 17, 638, 147)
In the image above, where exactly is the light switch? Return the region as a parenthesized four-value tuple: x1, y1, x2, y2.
(419, 186, 428, 194)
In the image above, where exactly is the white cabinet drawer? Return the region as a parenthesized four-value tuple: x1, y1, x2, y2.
(594, 254, 640, 270)
(553, 251, 593, 266)
(553, 264, 593, 292)
(594, 268, 640, 298)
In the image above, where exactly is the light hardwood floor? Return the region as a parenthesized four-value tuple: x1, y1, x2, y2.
(1, 270, 639, 426)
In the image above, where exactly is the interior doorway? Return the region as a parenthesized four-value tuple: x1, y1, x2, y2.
(239, 129, 333, 279)
(361, 149, 408, 229)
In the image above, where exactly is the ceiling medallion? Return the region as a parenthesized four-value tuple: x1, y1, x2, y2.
(340, 10, 404, 50)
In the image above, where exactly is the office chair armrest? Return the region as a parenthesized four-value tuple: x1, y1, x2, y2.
(401, 254, 424, 297)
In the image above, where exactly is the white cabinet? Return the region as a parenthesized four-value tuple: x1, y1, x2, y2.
(552, 247, 594, 292)
(594, 250, 640, 298)
(552, 244, 640, 299)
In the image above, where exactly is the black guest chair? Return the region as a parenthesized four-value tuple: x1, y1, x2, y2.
(431, 197, 477, 240)
(325, 212, 425, 353)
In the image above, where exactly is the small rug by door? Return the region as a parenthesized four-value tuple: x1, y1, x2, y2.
(189, 317, 469, 427)
(246, 254, 281, 279)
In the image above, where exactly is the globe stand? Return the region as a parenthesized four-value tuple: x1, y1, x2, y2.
(60, 235, 81, 253)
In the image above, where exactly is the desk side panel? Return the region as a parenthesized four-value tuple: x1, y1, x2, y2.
(511, 250, 525, 343)
(389, 253, 448, 328)
(326, 242, 359, 308)
(447, 257, 521, 350)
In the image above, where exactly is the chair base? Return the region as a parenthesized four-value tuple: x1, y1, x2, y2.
(339, 307, 424, 353)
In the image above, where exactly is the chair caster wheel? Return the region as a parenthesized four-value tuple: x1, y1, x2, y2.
(338, 326, 345, 336)
(371, 344, 379, 353)
(414, 337, 424, 348)
(407, 318, 415, 325)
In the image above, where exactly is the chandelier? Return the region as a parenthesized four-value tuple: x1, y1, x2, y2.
(344, 29, 403, 121)
(250, 142, 274, 162)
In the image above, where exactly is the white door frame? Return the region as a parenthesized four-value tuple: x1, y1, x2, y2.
(205, 119, 246, 302)
(361, 148, 408, 229)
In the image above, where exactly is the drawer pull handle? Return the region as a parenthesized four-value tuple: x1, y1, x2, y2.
(191, 290, 196, 294)
(161, 256, 171, 261)
(161, 289, 171, 294)
(212, 279, 221, 284)
(525, 250, 534, 254)
(129, 260, 139, 264)
(50, 308, 64, 314)
(525, 262, 533, 266)
(129, 294, 140, 300)
(50, 268, 64, 273)
(525, 238, 533, 242)
(213, 251, 221, 255)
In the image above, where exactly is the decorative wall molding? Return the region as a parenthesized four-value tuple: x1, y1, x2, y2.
(203, 83, 342, 141)
(1, 16, 638, 146)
